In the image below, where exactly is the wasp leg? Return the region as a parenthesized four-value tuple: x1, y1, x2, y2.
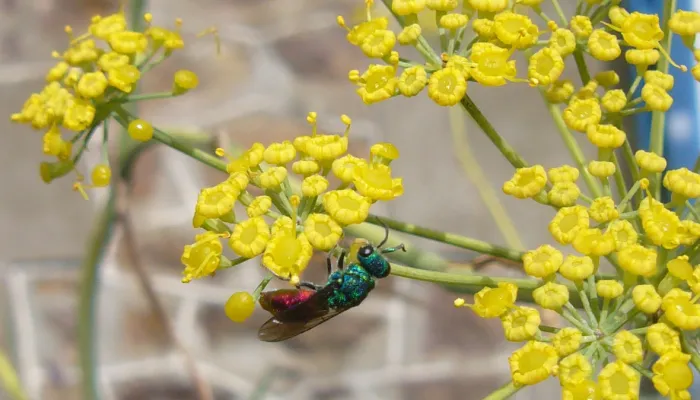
(272, 272, 323, 291)
(337, 249, 347, 270)
(381, 243, 406, 254)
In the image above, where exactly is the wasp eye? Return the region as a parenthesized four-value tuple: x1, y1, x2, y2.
(359, 245, 374, 257)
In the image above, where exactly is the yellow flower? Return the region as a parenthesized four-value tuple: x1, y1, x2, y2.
(588, 160, 616, 179)
(609, 6, 629, 27)
(89, 12, 127, 40)
(109, 31, 148, 55)
(589, 196, 618, 223)
(398, 66, 428, 97)
(508, 341, 558, 385)
(528, 48, 564, 86)
(468, 0, 507, 12)
(572, 228, 615, 257)
(570, 15, 593, 39)
(635, 150, 667, 173)
(549, 205, 590, 245)
(501, 306, 541, 341)
(617, 244, 657, 277)
(598, 361, 640, 400)
(587, 29, 621, 61)
(229, 217, 270, 258)
(552, 328, 582, 358)
(563, 98, 602, 132)
(397, 24, 422, 45)
(360, 29, 396, 58)
(426, 0, 458, 11)
(439, 13, 469, 30)
(586, 124, 626, 149)
(242, 143, 265, 168)
(445, 55, 471, 81)
(669, 10, 700, 36)
(560, 255, 595, 282)
(493, 12, 539, 49)
(464, 282, 518, 318)
(522, 244, 562, 278)
(263, 141, 296, 165)
(355, 64, 397, 105)
(303, 213, 343, 251)
(322, 189, 372, 225)
(427, 67, 467, 106)
(97, 52, 130, 71)
(680, 220, 700, 247)
(301, 114, 351, 162)
(558, 353, 592, 386)
(46, 61, 69, 82)
(39, 159, 74, 184)
(63, 39, 100, 65)
(652, 351, 694, 398)
(195, 185, 236, 219)
(645, 70, 675, 90)
(663, 168, 700, 199)
(472, 18, 495, 39)
(370, 142, 400, 165)
(246, 196, 272, 218)
(545, 79, 574, 103)
(181, 232, 224, 283)
(332, 155, 366, 183)
(548, 165, 579, 183)
(642, 83, 674, 111)
(667, 255, 694, 282)
(633, 284, 662, 314)
(548, 182, 580, 207)
(549, 28, 577, 57)
(601, 89, 627, 113)
(292, 159, 321, 176)
(469, 43, 518, 87)
(353, 163, 403, 201)
(42, 126, 71, 159)
(76, 72, 108, 98)
(620, 12, 664, 50)
(612, 331, 643, 364)
(640, 197, 682, 249)
(258, 166, 288, 189)
(533, 282, 569, 310)
(226, 172, 250, 192)
(107, 64, 141, 93)
(608, 220, 638, 250)
(647, 323, 682, 355)
(595, 70, 620, 88)
(391, 0, 426, 15)
(502, 165, 547, 199)
(596, 280, 623, 299)
(262, 230, 313, 277)
(345, 17, 389, 46)
(625, 49, 660, 67)
(63, 99, 96, 131)
(173, 69, 198, 94)
(662, 289, 700, 330)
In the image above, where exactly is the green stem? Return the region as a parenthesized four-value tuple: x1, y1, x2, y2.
(483, 381, 521, 400)
(0, 348, 28, 400)
(576, 282, 598, 329)
(649, 0, 677, 199)
(379, 0, 441, 65)
(365, 214, 524, 262)
(550, 0, 568, 26)
(121, 91, 174, 102)
(681, 334, 700, 374)
(573, 49, 591, 84)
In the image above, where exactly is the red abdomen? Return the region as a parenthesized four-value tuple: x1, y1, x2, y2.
(259, 289, 315, 315)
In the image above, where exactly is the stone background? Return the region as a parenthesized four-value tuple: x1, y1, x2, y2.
(0, 0, 637, 399)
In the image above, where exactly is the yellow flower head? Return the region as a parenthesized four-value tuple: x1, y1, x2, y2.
(303, 213, 343, 251)
(645, 70, 675, 90)
(493, 12, 539, 49)
(635, 150, 667, 173)
(633, 284, 662, 314)
(229, 217, 270, 258)
(545, 79, 574, 104)
(63, 99, 96, 131)
(301, 175, 329, 197)
(598, 361, 640, 399)
(426, 0, 458, 11)
(445, 54, 471, 80)
(468, 0, 507, 12)
(570, 15, 593, 39)
(560, 255, 595, 282)
(258, 166, 288, 189)
(107, 64, 141, 93)
(439, 13, 469, 30)
(263, 141, 296, 165)
(195, 185, 236, 219)
(292, 159, 321, 177)
(109, 31, 148, 55)
(472, 18, 495, 40)
(612, 330, 643, 364)
(549, 28, 577, 57)
(663, 168, 700, 199)
(601, 89, 627, 113)
(370, 142, 400, 165)
(548, 182, 581, 207)
(466, 282, 518, 318)
(40, 159, 74, 184)
(502, 165, 547, 199)
(596, 280, 623, 299)
(391, 0, 426, 15)
(533, 282, 569, 310)
(680, 220, 700, 247)
(558, 353, 592, 387)
(77, 72, 108, 99)
(595, 70, 621, 88)
(652, 351, 694, 398)
(588, 29, 622, 61)
(642, 83, 674, 112)
(355, 64, 397, 105)
(262, 229, 313, 277)
(397, 24, 422, 45)
(508, 341, 558, 386)
(621, 12, 664, 49)
(549, 205, 590, 245)
(608, 5, 630, 27)
(246, 195, 272, 218)
(522, 244, 562, 278)
(589, 196, 619, 223)
(662, 289, 700, 330)
(647, 323, 682, 355)
(608, 219, 638, 250)
(332, 154, 367, 183)
(501, 306, 541, 341)
(667, 255, 694, 281)
(572, 228, 615, 257)
(552, 328, 582, 358)
(353, 163, 404, 201)
(398, 66, 428, 97)
(617, 243, 657, 277)
(469, 43, 518, 87)
(346, 17, 389, 46)
(563, 98, 602, 132)
(640, 197, 682, 249)
(586, 124, 626, 149)
(360, 29, 396, 58)
(427, 67, 467, 106)
(226, 172, 250, 192)
(322, 189, 372, 225)
(588, 160, 616, 179)
(181, 232, 224, 283)
(528, 48, 564, 86)
(89, 12, 127, 40)
(548, 165, 579, 183)
(625, 49, 660, 67)
(670, 10, 700, 36)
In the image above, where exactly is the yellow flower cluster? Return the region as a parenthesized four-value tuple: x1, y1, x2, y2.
(181, 112, 404, 283)
(9, 7, 200, 198)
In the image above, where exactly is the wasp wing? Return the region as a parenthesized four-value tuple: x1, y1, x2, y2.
(257, 305, 354, 342)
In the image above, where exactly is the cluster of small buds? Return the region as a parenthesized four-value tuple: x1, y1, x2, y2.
(181, 112, 404, 284)
(9, 6, 207, 198)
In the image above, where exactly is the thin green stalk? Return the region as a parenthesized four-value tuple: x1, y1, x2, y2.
(449, 107, 524, 250)
(0, 348, 28, 400)
(681, 334, 700, 373)
(550, 0, 568, 26)
(576, 282, 598, 329)
(379, 0, 441, 65)
(649, 0, 677, 199)
(483, 381, 521, 400)
(626, 76, 643, 100)
(611, 154, 629, 207)
(573, 49, 591, 84)
(365, 214, 524, 262)
(121, 92, 174, 102)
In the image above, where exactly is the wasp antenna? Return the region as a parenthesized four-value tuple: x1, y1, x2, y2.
(376, 216, 390, 249)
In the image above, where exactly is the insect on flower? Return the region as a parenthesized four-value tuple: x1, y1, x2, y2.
(257, 219, 405, 342)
